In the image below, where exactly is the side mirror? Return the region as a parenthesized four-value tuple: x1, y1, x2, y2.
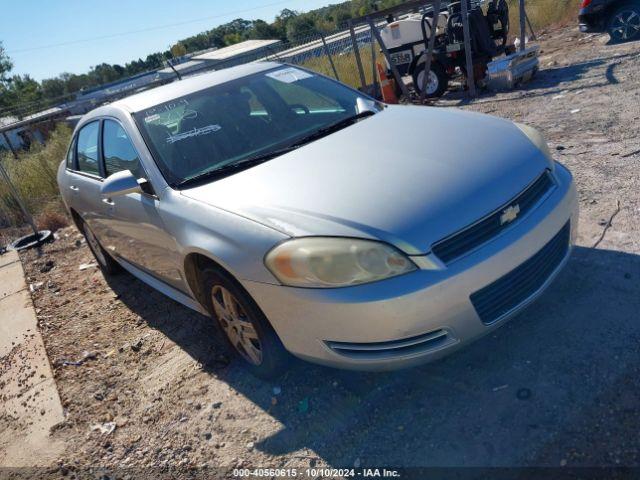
(101, 170, 145, 197)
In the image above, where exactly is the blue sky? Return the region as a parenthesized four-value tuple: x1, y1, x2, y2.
(2, 0, 330, 81)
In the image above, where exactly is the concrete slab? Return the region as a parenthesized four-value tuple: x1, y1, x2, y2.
(0, 261, 26, 299)
(0, 252, 64, 467)
(0, 289, 36, 357)
(0, 250, 20, 268)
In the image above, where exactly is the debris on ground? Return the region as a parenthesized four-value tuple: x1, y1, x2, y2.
(90, 422, 116, 435)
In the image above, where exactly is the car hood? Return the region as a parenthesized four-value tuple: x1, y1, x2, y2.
(181, 105, 550, 255)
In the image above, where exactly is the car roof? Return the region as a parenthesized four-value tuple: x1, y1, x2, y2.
(107, 61, 282, 114)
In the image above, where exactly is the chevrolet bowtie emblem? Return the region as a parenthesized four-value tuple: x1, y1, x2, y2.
(500, 204, 521, 225)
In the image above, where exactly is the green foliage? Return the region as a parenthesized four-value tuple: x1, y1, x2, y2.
(170, 42, 188, 58)
(0, 41, 12, 82)
(0, 125, 71, 228)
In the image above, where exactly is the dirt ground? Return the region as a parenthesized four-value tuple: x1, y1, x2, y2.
(4, 24, 640, 477)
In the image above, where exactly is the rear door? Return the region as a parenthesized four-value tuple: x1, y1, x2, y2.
(99, 118, 185, 291)
(65, 121, 107, 238)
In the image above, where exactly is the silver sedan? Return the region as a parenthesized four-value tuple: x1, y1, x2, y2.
(57, 62, 578, 378)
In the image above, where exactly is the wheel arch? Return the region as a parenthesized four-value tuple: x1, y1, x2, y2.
(183, 251, 251, 313)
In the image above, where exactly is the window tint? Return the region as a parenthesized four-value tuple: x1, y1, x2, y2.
(76, 122, 100, 175)
(103, 120, 143, 178)
(66, 136, 76, 169)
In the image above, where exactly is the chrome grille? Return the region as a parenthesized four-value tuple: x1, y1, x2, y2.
(470, 221, 570, 325)
(432, 170, 555, 264)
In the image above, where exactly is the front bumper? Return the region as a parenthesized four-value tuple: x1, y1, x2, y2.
(243, 163, 579, 370)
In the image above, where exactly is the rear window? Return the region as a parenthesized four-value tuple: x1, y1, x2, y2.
(65, 136, 76, 169)
(76, 121, 100, 176)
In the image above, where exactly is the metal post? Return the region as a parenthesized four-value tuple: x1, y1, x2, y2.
(0, 159, 39, 237)
(320, 33, 340, 81)
(369, 18, 412, 100)
(370, 30, 378, 98)
(1, 131, 18, 160)
(519, 0, 527, 51)
(461, 0, 477, 97)
(526, 12, 537, 41)
(348, 20, 367, 91)
(420, 0, 442, 102)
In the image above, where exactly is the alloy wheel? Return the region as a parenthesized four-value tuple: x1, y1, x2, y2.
(211, 285, 263, 365)
(610, 9, 640, 41)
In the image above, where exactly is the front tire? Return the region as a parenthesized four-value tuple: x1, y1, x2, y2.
(81, 220, 120, 276)
(608, 3, 640, 43)
(201, 266, 291, 379)
(412, 60, 448, 98)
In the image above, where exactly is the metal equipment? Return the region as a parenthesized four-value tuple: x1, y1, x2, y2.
(350, 0, 539, 100)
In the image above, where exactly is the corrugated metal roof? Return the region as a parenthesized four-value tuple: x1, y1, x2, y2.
(157, 59, 207, 75)
(193, 39, 281, 62)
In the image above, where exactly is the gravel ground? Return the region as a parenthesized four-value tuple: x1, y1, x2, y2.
(8, 24, 640, 476)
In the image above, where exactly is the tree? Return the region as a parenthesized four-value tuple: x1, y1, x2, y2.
(41, 78, 66, 100)
(170, 42, 187, 58)
(248, 19, 278, 39)
(286, 15, 317, 42)
(0, 41, 12, 83)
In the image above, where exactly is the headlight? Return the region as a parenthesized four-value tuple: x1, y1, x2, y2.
(265, 237, 417, 288)
(515, 123, 554, 165)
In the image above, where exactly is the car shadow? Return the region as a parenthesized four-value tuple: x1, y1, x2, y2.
(104, 245, 640, 466)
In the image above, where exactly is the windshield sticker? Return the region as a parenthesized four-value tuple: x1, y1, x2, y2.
(266, 67, 313, 84)
(144, 114, 161, 123)
(166, 124, 221, 144)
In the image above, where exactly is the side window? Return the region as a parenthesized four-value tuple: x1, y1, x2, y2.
(102, 120, 143, 178)
(76, 122, 100, 176)
(65, 136, 77, 169)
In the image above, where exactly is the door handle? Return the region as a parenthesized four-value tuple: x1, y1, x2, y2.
(69, 185, 79, 191)
(102, 198, 115, 206)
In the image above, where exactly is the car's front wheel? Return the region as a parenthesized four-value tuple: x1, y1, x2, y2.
(81, 220, 120, 275)
(201, 266, 291, 379)
(608, 3, 640, 42)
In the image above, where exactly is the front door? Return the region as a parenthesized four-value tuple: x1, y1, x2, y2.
(99, 119, 185, 292)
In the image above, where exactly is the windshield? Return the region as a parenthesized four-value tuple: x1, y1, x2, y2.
(134, 66, 372, 187)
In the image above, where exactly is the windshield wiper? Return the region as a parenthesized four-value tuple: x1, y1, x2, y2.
(288, 110, 376, 146)
(176, 111, 376, 188)
(176, 144, 301, 188)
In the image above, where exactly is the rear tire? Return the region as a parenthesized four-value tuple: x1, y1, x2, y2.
(607, 3, 640, 43)
(81, 220, 120, 276)
(412, 60, 448, 98)
(201, 265, 292, 379)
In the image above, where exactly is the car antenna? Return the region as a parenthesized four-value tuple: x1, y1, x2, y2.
(167, 59, 182, 81)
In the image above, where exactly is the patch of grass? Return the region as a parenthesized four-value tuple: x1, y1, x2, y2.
(301, 48, 382, 89)
(509, 0, 580, 36)
(0, 124, 71, 229)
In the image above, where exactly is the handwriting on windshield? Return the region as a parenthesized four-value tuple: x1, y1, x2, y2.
(166, 124, 222, 144)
